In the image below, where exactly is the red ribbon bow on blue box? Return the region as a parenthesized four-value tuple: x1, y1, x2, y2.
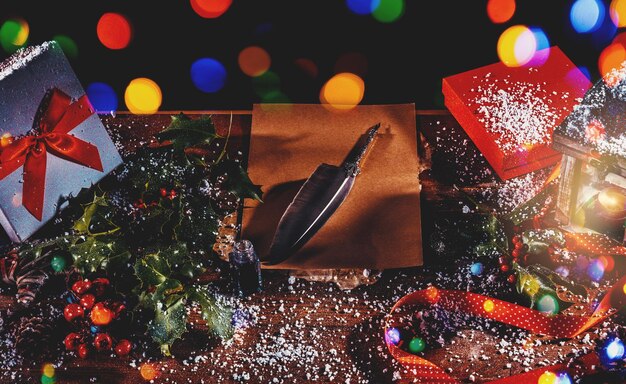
(0, 88, 103, 221)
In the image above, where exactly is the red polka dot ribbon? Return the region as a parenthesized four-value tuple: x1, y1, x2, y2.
(384, 275, 626, 383)
(564, 232, 626, 257)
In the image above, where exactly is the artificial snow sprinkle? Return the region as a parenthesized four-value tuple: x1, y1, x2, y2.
(0, 41, 52, 81)
(474, 75, 569, 153)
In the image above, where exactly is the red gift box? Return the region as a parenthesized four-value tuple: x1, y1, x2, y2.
(442, 46, 592, 180)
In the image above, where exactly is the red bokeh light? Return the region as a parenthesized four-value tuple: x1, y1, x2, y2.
(190, 0, 233, 18)
(96, 13, 132, 50)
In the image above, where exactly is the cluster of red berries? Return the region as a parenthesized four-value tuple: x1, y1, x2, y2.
(63, 278, 132, 359)
(497, 230, 529, 285)
(133, 188, 178, 209)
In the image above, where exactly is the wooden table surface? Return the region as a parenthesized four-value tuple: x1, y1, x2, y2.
(0, 110, 612, 384)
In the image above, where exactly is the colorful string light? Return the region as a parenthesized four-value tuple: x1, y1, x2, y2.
(570, 0, 605, 33)
(0, 18, 29, 54)
(190, 0, 232, 18)
(487, 0, 516, 24)
(239, 46, 271, 77)
(497, 25, 537, 67)
(320, 72, 365, 110)
(86, 82, 118, 113)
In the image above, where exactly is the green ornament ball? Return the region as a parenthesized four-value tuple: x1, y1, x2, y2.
(408, 337, 426, 354)
(50, 255, 66, 272)
(41, 374, 56, 384)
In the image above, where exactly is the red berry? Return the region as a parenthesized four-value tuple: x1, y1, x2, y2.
(90, 303, 113, 326)
(94, 333, 113, 351)
(77, 343, 89, 359)
(64, 303, 85, 322)
(114, 339, 132, 356)
(79, 294, 96, 310)
(514, 241, 524, 250)
(500, 264, 510, 273)
(110, 302, 126, 318)
(92, 278, 110, 297)
(512, 235, 521, 244)
(512, 249, 521, 258)
(160, 188, 168, 197)
(64, 332, 81, 351)
(72, 280, 92, 296)
(507, 274, 517, 284)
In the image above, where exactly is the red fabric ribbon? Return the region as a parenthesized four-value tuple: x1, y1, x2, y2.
(0, 89, 103, 221)
(385, 275, 626, 383)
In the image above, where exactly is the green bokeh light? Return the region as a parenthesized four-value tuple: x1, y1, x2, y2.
(0, 19, 28, 54)
(373, 0, 405, 23)
(53, 35, 78, 59)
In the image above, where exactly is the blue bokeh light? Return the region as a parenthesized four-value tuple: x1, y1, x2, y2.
(470, 262, 484, 276)
(86, 82, 118, 113)
(346, 0, 381, 15)
(570, 0, 605, 33)
(191, 58, 227, 93)
(603, 338, 625, 362)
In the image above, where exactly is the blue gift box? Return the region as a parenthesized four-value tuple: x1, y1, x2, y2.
(0, 41, 123, 243)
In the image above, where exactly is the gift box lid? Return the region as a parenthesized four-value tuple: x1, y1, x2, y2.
(442, 46, 592, 180)
(0, 41, 123, 243)
(553, 65, 626, 173)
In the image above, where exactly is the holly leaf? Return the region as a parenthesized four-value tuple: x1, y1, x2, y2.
(156, 113, 220, 154)
(73, 193, 110, 234)
(147, 296, 188, 356)
(134, 252, 171, 288)
(189, 287, 233, 339)
(214, 159, 263, 202)
(69, 237, 130, 274)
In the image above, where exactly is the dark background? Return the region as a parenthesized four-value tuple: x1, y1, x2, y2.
(0, 1, 616, 111)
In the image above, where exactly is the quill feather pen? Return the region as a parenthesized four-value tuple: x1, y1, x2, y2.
(264, 123, 380, 265)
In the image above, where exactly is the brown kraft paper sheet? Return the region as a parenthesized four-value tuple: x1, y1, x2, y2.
(242, 103, 422, 269)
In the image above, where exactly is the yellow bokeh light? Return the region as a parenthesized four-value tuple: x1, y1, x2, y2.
(483, 299, 495, 313)
(13, 19, 29, 46)
(537, 371, 557, 384)
(622, 282, 626, 295)
(320, 72, 365, 111)
(42, 363, 55, 378)
(611, 0, 626, 27)
(497, 25, 537, 67)
(124, 78, 162, 115)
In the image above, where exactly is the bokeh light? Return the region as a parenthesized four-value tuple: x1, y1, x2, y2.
(487, 0, 516, 24)
(295, 58, 318, 78)
(124, 78, 162, 115)
(537, 371, 556, 384)
(598, 255, 616, 272)
(190, 0, 232, 19)
(0, 18, 29, 54)
(570, 0, 605, 33)
(191, 58, 227, 93)
(598, 42, 626, 85)
(97, 13, 132, 50)
(537, 294, 559, 315)
(53, 35, 78, 59)
(611, 0, 626, 27)
(470, 262, 484, 276)
(385, 327, 401, 345)
(556, 372, 573, 384)
(497, 25, 537, 67)
(334, 52, 368, 76)
(346, 0, 381, 15)
(239, 46, 271, 77)
(87, 82, 118, 113)
(261, 90, 290, 104)
(587, 258, 605, 281)
(526, 27, 550, 66)
(372, 0, 405, 23)
(483, 299, 495, 313)
(320, 72, 365, 110)
(603, 338, 625, 361)
(253, 70, 281, 98)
